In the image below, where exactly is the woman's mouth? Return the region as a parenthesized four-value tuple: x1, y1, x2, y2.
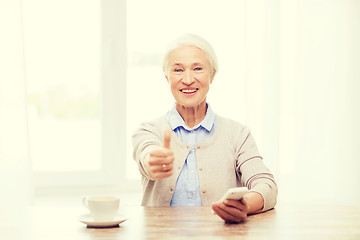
(180, 88, 198, 94)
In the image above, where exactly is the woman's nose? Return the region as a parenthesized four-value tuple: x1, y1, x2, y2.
(182, 71, 194, 85)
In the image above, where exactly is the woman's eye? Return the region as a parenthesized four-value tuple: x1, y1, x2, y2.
(194, 67, 202, 71)
(174, 68, 183, 72)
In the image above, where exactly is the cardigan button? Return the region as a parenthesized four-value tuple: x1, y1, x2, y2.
(199, 168, 203, 171)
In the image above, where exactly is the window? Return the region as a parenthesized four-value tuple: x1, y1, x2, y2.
(23, 0, 130, 191)
(24, 0, 102, 173)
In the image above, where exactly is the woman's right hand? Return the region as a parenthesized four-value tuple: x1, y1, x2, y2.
(144, 129, 174, 179)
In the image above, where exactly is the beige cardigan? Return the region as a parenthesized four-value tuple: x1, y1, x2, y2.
(132, 115, 278, 211)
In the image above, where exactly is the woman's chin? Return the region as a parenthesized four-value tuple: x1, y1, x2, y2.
(175, 100, 206, 109)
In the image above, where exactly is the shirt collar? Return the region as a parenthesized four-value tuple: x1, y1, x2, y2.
(166, 103, 216, 132)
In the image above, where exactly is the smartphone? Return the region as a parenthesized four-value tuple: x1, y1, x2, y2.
(219, 187, 249, 202)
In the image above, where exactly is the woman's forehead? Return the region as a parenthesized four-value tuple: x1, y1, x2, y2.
(168, 45, 209, 64)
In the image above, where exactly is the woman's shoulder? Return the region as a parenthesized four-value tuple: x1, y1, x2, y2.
(141, 115, 167, 126)
(132, 115, 169, 143)
(217, 115, 249, 132)
(136, 115, 168, 133)
(216, 115, 252, 142)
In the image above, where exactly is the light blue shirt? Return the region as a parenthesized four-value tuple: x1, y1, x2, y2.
(167, 104, 217, 206)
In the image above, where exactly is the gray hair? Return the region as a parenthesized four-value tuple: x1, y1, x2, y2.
(162, 34, 218, 75)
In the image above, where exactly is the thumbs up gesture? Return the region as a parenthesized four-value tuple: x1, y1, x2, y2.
(145, 129, 175, 179)
(163, 129, 171, 149)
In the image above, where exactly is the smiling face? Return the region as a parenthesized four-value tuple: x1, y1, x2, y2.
(165, 45, 215, 111)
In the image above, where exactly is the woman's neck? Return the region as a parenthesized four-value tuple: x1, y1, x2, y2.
(176, 101, 207, 128)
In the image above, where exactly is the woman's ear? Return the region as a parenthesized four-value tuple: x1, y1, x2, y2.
(164, 73, 169, 83)
(163, 68, 170, 83)
(210, 70, 216, 84)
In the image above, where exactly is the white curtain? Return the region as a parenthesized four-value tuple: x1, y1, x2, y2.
(277, 0, 360, 205)
(228, 0, 360, 206)
(0, 1, 32, 239)
(219, 0, 360, 206)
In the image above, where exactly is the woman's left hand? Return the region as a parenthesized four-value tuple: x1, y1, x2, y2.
(211, 198, 250, 223)
(212, 192, 264, 223)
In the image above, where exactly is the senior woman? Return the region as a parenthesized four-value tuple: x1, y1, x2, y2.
(132, 34, 277, 223)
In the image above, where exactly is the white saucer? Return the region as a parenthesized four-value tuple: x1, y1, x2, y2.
(79, 214, 128, 228)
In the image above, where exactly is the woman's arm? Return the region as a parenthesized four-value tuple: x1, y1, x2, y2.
(235, 128, 278, 212)
(132, 119, 174, 180)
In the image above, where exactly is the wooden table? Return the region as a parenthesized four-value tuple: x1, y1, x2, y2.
(2, 204, 360, 240)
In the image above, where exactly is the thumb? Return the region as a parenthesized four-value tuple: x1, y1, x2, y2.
(163, 129, 171, 149)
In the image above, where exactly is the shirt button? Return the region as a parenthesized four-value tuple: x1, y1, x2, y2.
(190, 192, 194, 196)
(199, 168, 203, 171)
(202, 190, 206, 194)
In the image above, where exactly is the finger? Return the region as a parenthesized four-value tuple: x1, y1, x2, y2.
(150, 163, 174, 173)
(163, 129, 171, 149)
(223, 202, 248, 220)
(150, 147, 174, 157)
(153, 169, 173, 179)
(148, 154, 175, 166)
(211, 203, 222, 216)
(212, 202, 238, 222)
(216, 201, 247, 222)
(211, 203, 225, 217)
(212, 203, 243, 223)
(223, 199, 249, 212)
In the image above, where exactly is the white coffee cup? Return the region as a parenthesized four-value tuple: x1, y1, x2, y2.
(82, 196, 120, 221)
